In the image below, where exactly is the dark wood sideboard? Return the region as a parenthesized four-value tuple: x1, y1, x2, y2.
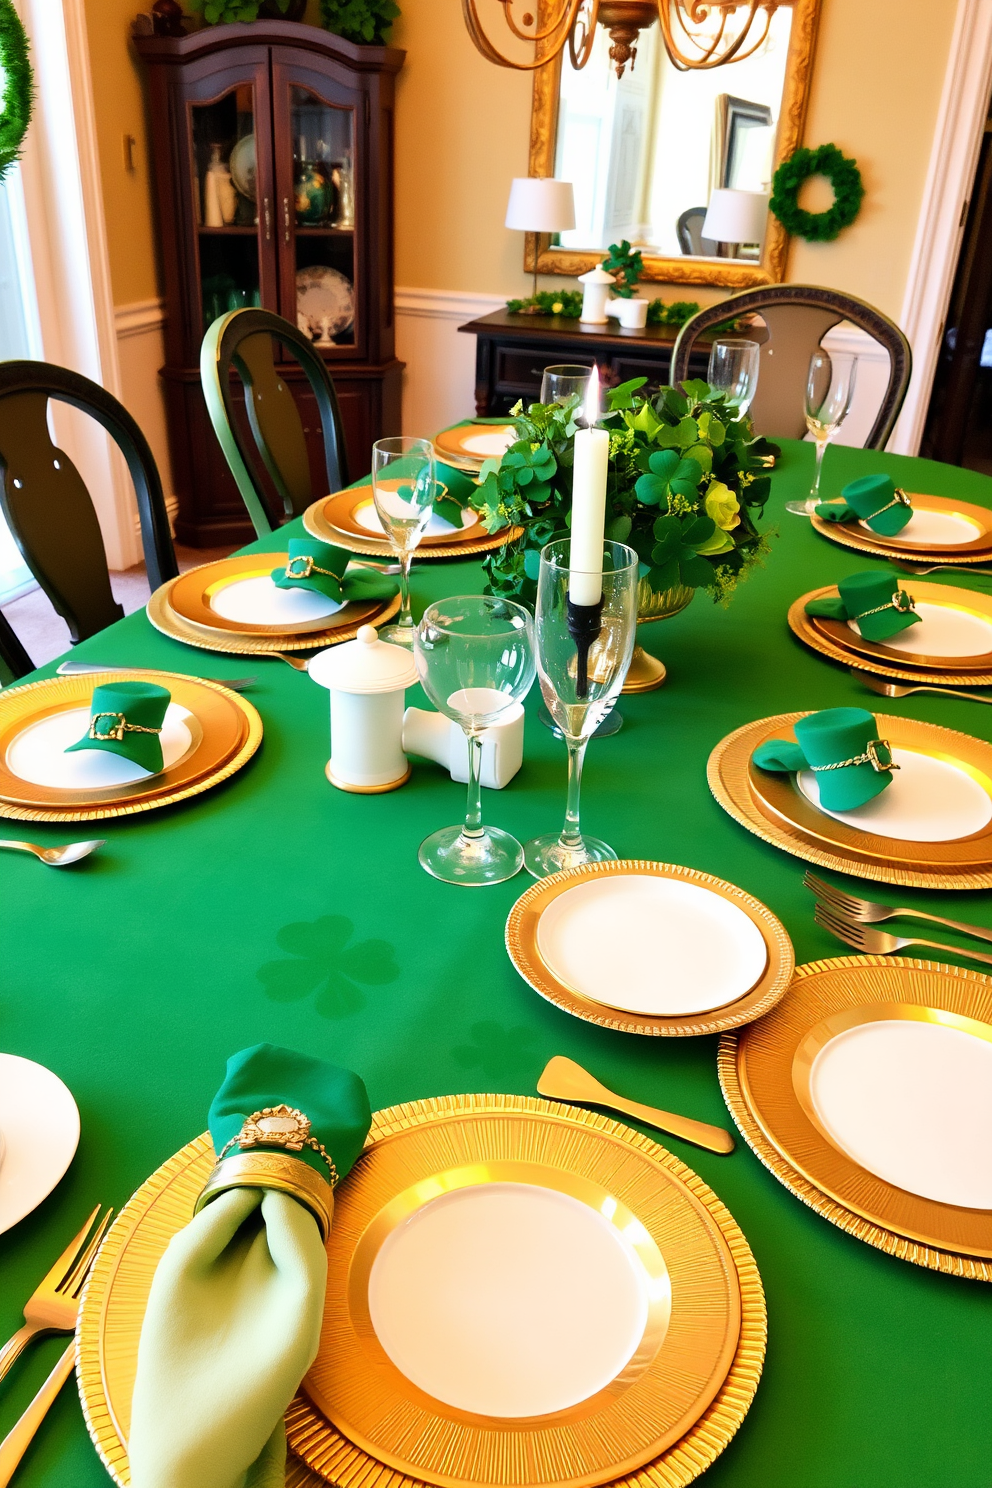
(458, 309, 713, 415)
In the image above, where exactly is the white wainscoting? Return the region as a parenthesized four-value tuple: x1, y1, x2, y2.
(395, 288, 504, 437)
(113, 298, 178, 543)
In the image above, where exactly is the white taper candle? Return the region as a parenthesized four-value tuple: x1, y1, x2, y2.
(569, 367, 609, 606)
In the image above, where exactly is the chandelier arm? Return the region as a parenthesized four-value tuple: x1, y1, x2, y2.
(658, 0, 770, 70)
(567, 0, 600, 70)
(500, 0, 582, 46)
(461, 0, 577, 67)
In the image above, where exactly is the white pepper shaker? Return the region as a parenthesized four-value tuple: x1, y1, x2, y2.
(308, 625, 418, 792)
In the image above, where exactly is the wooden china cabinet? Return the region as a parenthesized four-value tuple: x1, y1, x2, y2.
(134, 21, 404, 545)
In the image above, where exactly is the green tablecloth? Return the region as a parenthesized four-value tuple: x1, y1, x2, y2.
(2, 439, 991, 1487)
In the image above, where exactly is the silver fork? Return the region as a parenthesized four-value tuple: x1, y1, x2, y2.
(814, 902, 992, 968)
(804, 870, 992, 944)
(57, 662, 256, 691)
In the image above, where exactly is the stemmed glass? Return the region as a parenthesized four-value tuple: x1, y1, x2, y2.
(414, 596, 535, 886)
(540, 364, 595, 405)
(707, 337, 761, 417)
(785, 350, 858, 516)
(524, 540, 638, 878)
(371, 436, 435, 646)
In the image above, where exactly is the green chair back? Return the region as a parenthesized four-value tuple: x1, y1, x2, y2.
(0, 361, 178, 646)
(200, 309, 350, 539)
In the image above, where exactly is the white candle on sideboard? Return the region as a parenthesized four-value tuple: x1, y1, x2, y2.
(569, 367, 609, 606)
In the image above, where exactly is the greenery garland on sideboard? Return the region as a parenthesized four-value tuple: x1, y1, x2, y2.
(0, 0, 32, 186)
(769, 143, 865, 243)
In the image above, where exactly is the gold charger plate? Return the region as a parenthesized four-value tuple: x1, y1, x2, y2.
(168, 554, 385, 638)
(811, 493, 992, 564)
(0, 671, 260, 822)
(303, 487, 523, 560)
(718, 955, 992, 1280)
(808, 580, 992, 673)
(433, 422, 517, 468)
(77, 1095, 766, 1488)
(505, 860, 794, 1037)
(745, 712, 992, 873)
(708, 712, 992, 889)
(148, 575, 400, 655)
(791, 592, 992, 684)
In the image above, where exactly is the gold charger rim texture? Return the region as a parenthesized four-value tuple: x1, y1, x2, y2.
(717, 955, 992, 1280)
(789, 587, 992, 686)
(505, 858, 795, 1037)
(433, 422, 517, 464)
(169, 553, 384, 638)
(811, 492, 992, 563)
(147, 576, 401, 655)
(321, 487, 485, 549)
(707, 711, 992, 889)
(0, 671, 262, 822)
(77, 1095, 766, 1488)
(302, 490, 524, 561)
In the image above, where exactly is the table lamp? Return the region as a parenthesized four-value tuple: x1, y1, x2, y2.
(505, 178, 576, 299)
(701, 189, 769, 258)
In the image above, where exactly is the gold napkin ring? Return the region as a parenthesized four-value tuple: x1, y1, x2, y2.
(854, 590, 916, 622)
(285, 556, 337, 581)
(88, 711, 163, 742)
(810, 738, 899, 774)
(195, 1151, 333, 1242)
(217, 1104, 340, 1185)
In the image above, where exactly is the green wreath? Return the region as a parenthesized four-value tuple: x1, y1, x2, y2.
(769, 143, 864, 243)
(0, 0, 32, 186)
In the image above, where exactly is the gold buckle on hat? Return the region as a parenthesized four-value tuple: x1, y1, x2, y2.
(854, 589, 916, 622)
(285, 555, 336, 580)
(810, 738, 899, 774)
(88, 711, 162, 741)
(218, 1104, 340, 1185)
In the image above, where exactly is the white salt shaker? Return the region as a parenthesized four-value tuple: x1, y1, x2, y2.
(578, 264, 615, 324)
(308, 625, 418, 792)
(402, 704, 524, 789)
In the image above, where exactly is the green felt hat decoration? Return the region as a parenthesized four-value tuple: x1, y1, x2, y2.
(65, 681, 170, 774)
(816, 473, 913, 536)
(804, 569, 920, 643)
(272, 539, 397, 605)
(752, 706, 898, 811)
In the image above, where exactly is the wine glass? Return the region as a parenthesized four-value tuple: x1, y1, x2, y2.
(707, 337, 761, 417)
(524, 540, 638, 879)
(540, 364, 595, 405)
(371, 436, 435, 645)
(414, 596, 535, 886)
(785, 350, 858, 517)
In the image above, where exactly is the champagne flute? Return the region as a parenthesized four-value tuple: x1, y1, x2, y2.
(785, 350, 858, 516)
(414, 596, 535, 886)
(707, 337, 760, 417)
(540, 364, 595, 405)
(371, 436, 435, 645)
(524, 540, 638, 878)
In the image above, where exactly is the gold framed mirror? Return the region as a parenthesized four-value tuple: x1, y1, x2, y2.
(526, 0, 821, 288)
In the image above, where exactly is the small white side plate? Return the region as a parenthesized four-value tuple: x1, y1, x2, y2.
(368, 1182, 650, 1417)
(0, 1053, 80, 1234)
(536, 875, 768, 1016)
(848, 602, 992, 658)
(458, 429, 516, 459)
(797, 746, 992, 842)
(806, 1018, 992, 1208)
(859, 509, 984, 547)
(6, 704, 195, 789)
(209, 575, 344, 626)
(353, 499, 478, 538)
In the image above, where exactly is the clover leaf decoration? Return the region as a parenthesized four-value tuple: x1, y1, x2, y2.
(634, 449, 704, 507)
(451, 1021, 539, 1079)
(648, 511, 718, 591)
(257, 914, 399, 1020)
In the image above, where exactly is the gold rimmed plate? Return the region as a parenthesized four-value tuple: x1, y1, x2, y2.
(787, 593, 992, 688)
(319, 485, 484, 548)
(167, 554, 385, 638)
(718, 955, 992, 1279)
(708, 712, 992, 889)
(506, 860, 794, 1037)
(303, 486, 521, 560)
(78, 1095, 765, 1488)
(0, 671, 260, 821)
(797, 582, 992, 674)
(812, 492, 992, 564)
(433, 422, 517, 468)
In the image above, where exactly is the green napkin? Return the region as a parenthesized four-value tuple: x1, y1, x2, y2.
(753, 706, 897, 811)
(271, 539, 397, 605)
(816, 473, 913, 535)
(128, 1044, 371, 1488)
(64, 681, 170, 774)
(804, 569, 920, 643)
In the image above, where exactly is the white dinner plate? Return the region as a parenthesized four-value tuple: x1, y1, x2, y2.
(367, 1181, 655, 1417)
(535, 875, 769, 1016)
(457, 429, 517, 459)
(801, 1011, 992, 1209)
(351, 498, 478, 538)
(849, 602, 992, 658)
(0, 1053, 80, 1234)
(5, 703, 196, 789)
(859, 509, 985, 547)
(209, 574, 344, 627)
(797, 746, 992, 842)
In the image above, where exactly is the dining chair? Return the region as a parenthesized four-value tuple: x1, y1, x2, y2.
(670, 284, 912, 450)
(0, 361, 178, 647)
(0, 605, 33, 682)
(676, 207, 717, 257)
(200, 308, 350, 539)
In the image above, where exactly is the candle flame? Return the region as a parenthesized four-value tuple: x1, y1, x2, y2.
(584, 365, 600, 428)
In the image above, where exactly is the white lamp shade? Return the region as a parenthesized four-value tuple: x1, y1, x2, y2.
(505, 177, 576, 233)
(701, 189, 769, 245)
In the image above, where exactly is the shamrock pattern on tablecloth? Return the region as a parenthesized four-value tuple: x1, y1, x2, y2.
(451, 1020, 539, 1079)
(257, 914, 399, 1019)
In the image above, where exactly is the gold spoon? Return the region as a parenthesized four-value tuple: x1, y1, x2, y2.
(537, 1056, 735, 1154)
(854, 669, 992, 705)
(272, 652, 311, 672)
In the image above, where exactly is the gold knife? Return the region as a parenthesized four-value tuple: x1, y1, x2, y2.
(537, 1056, 735, 1154)
(0, 1339, 76, 1486)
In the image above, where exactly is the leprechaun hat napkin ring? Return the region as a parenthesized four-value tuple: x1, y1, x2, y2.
(272, 538, 398, 606)
(752, 706, 898, 811)
(65, 681, 171, 774)
(196, 1105, 338, 1240)
(816, 473, 913, 535)
(804, 569, 920, 644)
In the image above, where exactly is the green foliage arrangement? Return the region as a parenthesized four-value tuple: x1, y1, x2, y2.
(505, 294, 704, 326)
(187, 0, 270, 25)
(471, 379, 778, 607)
(769, 143, 865, 243)
(320, 0, 400, 43)
(0, 0, 33, 185)
(601, 239, 643, 298)
(645, 299, 703, 328)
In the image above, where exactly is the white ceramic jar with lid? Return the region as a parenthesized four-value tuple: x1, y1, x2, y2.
(308, 625, 418, 792)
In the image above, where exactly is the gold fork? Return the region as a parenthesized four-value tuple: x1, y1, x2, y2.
(804, 870, 992, 944)
(0, 1207, 112, 1384)
(813, 902, 992, 968)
